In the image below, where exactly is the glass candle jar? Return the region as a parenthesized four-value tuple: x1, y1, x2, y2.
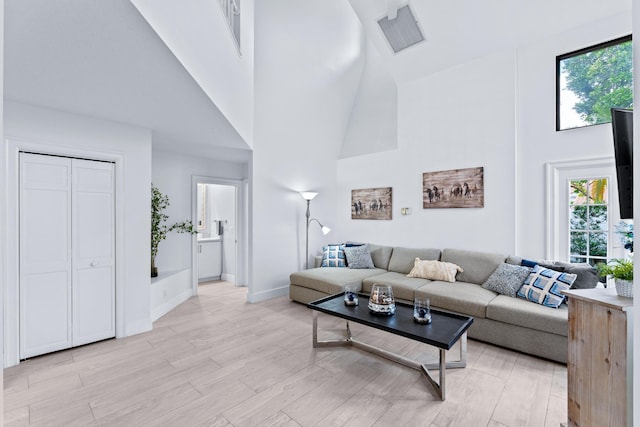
(368, 284, 396, 315)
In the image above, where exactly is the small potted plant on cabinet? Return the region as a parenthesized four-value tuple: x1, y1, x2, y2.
(151, 184, 196, 277)
(597, 258, 633, 298)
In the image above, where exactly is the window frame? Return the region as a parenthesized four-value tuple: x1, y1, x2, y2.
(546, 158, 627, 263)
(556, 34, 632, 131)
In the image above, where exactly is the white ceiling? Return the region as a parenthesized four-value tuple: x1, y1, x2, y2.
(4, 0, 632, 162)
(348, 0, 631, 82)
(4, 0, 251, 163)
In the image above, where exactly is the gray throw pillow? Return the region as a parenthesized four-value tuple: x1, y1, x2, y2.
(344, 244, 375, 269)
(482, 263, 532, 297)
(554, 262, 600, 289)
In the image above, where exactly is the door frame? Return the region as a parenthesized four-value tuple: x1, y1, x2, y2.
(191, 175, 246, 294)
(5, 137, 125, 367)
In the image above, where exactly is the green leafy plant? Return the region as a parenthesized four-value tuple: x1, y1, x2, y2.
(151, 184, 196, 276)
(596, 258, 634, 281)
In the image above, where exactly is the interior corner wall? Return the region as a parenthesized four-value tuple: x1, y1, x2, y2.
(249, 0, 364, 302)
(3, 101, 152, 366)
(130, 0, 255, 147)
(336, 50, 518, 254)
(340, 39, 397, 159)
(151, 149, 247, 274)
(516, 12, 631, 259)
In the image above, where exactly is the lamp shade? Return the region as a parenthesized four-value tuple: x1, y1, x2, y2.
(300, 191, 318, 201)
(321, 226, 331, 235)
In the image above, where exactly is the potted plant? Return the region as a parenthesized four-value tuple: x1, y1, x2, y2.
(151, 184, 196, 277)
(597, 258, 633, 298)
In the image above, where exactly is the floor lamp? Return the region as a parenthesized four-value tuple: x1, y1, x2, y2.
(301, 191, 330, 269)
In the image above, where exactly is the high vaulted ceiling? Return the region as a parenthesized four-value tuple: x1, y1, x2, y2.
(4, 0, 632, 161)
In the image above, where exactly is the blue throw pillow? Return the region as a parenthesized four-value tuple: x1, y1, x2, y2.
(321, 245, 346, 267)
(517, 265, 577, 308)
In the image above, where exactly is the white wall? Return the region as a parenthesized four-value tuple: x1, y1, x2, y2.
(516, 12, 631, 259)
(151, 150, 247, 274)
(249, 0, 365, 302)
(340, 39, 397, 159)
(335, 12, 632, 261)
(131, 0, 255, 147)
(207, 184, 237, 281)
(336, 50, 517, 254)
(3, 101, 153, 366)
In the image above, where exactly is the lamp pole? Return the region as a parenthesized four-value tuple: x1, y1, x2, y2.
(305, 198, 311, 269)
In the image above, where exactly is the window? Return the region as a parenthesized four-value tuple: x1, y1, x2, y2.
(547, 159, 629, 264)
(218, 0, 241, 53)
(568, 178, 608, 265)
(556, 35, 632, 131)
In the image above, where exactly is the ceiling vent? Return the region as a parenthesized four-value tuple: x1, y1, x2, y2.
(377, 4, 425, 54)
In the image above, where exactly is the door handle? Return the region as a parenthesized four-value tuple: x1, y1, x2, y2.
(90, 261, 97, 267)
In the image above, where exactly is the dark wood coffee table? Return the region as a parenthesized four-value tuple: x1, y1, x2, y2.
(308, 293, 474, 400)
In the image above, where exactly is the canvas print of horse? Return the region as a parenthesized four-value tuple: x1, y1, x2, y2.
(422, 167, 484, 209)
(351, 187, 392, 220)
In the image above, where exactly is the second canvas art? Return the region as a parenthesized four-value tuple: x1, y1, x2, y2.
(422, 167, 484, 209)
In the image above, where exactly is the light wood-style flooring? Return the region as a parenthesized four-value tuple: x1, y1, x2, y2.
(4, 281, 567, 426)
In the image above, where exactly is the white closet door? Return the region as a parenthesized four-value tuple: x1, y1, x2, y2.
(72, 159, 115, 346)
(19, 153, 73, 359)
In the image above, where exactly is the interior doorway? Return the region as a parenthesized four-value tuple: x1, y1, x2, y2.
(191, 176, 246, 294)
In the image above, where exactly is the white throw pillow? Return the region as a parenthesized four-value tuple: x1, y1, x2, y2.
(407, 258, 463, 282)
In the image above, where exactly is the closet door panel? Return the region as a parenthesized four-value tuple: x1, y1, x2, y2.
(19, 153, 73, 358)
(72, 160, 115, 346)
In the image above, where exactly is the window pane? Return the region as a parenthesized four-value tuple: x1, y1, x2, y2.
(558, 36, 633, 131)
(570, 206, 587, 230)
(571, 256, 587, 263)
(569, 180, 588, 205)
(570, 231, 588, 256)
(589, 232, 608, 257)
(588, 206, 608, 230)
(587, 179, 608, 204)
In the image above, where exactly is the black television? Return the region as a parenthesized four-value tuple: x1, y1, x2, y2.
(611, 108, 633, 219)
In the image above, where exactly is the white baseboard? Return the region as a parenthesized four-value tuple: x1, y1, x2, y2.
(221, 273, 235, 283)
(246, 285, 289, 303)
(124, 318, 153, 336)
(151, 288, 192, 322)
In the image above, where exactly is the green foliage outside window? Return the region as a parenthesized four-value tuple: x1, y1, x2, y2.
(569, 178, 608, 265)
(558, 36, 633, 130)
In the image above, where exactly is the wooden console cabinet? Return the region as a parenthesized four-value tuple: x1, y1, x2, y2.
(563, 288, 633, 427)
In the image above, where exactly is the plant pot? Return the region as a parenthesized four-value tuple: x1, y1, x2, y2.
(615, 279, 633, 298)
(151, 258, 158, 278)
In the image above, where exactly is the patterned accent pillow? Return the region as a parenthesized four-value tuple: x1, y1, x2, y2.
(517, 265, 577, 308)
(321, 245, 346, 267)
(344, 244, 374, 269)
(407, 258, 463, 283)
(482, 263, 531, 297)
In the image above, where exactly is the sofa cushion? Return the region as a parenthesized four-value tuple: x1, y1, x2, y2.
(289, 267, 385, 295)
(344, 244, 375, 269)
(487, 295, 568, 336)
(441, 249, 507, 284)
(517, 265, 577, 308)
(368, 244, 394, 270)
(482, 263, 531, 297)
(407, 259, 462, 283)
(321, 244, 346, 267)
(415, 281, 498, 319)
(388, 247, 441, 274)
(362, 272, 430, 302)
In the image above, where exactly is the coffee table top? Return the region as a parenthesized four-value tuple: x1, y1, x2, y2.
(308, 293, 474, 350)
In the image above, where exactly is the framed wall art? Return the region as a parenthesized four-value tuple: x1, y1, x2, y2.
(422, 167, 484, 209)
(351, 187, 392, 220)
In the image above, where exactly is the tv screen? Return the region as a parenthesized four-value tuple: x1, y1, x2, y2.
(611, 108, 633, 219)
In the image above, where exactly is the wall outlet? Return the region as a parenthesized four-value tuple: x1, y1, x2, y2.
(401, 207, 411, 215)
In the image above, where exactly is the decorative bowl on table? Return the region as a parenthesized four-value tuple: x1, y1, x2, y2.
(368, 284, 396, 315)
